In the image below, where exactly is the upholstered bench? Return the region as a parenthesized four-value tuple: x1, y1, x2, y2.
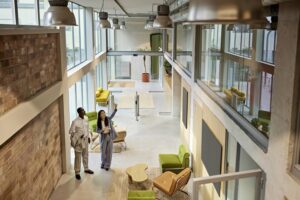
(128, 190, 155, 200)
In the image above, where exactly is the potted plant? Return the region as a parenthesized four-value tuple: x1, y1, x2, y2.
(142, 55, 150, 82)
(163, 59, 172, 76)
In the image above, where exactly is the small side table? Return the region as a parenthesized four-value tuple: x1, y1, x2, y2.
(126, 164, 148, 183)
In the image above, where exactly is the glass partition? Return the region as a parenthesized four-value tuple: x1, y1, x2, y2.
(197, 24, 275, 138)
(176, 24, 193, 73)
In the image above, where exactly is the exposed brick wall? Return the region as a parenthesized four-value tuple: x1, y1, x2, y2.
(0, 100, 62, 200)
(0, 33, 60, 116)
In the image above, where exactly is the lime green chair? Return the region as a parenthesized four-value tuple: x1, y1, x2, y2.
(128, 190, 156, 200)
(159, 145, 190, 174)
(86, 111, 97, 132)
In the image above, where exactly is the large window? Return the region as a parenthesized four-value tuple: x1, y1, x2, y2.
(94, 12, 106, 54)
(176, 23, 193, 73)
(197, 24, 275, 138)
(69, 74, 94, 121)
(96, 62, 104, 88)
(66, 2, 87, 70)
(0, 0, 15, 24)
(17, 0, 37, 25)
(261, 30, 277, 64)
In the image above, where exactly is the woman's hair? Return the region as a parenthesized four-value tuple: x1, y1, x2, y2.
(97, 110, 109, 130)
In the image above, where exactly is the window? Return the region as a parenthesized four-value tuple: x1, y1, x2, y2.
(96, 62, 103, 88)
(94, 12, 105, 54)
(196, 24, 275, 138)
(0, 0, 15, 24)
(176, 23, 193, 73)
(17, 0, 38, 25)
(39, 0, 50, 26)
(228, 25, 253, 58)
(262, 30, 277, 64)
(69, 73, 94, 121)
(66, 2, 87, 70)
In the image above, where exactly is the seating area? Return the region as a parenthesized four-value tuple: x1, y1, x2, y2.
(159, 144, 190, 174)
(95, 87, 110, 105)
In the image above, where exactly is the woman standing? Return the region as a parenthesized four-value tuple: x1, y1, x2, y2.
(97, 104, 118, 171)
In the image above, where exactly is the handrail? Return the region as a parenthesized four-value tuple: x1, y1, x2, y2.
(192, 169, 262, 200)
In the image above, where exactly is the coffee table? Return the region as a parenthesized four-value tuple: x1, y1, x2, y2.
(126, 163, 148, 183)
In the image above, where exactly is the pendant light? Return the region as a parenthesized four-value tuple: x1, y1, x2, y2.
(43, 0, 76, 26)
(153, 4, 173, 29)
(99, 0, 111, 29)
(99, 12, 111, 29)
(120, 21, 126, 30)
(188, 0, 267, 24)
(112, 18, 120, 30)
(144, 15, 156, 30)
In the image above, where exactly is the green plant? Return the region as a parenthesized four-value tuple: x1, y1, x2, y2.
(163, 59, 172, 75)
(251, 118, 260, 128)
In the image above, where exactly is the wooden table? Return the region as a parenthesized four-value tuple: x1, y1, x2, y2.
(126, 164, 148, 183)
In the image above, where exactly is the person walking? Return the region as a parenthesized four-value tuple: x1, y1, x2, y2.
(69, 107, 94, 180)
(97, 104, 118, 171)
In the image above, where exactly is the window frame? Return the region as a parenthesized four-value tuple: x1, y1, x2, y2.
(292, 97, 300, 178)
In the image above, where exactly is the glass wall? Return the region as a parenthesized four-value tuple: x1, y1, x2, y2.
(0, 0, 15, 24)
(258, 30, 277, 64)
(197, 24, 275, 137)
(66, 2, 87, 70)
(69, 73, 94, 121)
(176, 24, 193, 73)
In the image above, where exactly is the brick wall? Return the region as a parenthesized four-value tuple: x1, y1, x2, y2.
(0, 33, 60, 116)
(0, 100, 62, 200)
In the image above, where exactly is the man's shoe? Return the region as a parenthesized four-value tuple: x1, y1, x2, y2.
(105, 168, 109, 171)
(75, 174, 81, 180)
(101, 165, 104, 169)
(84, 169, 94, 174)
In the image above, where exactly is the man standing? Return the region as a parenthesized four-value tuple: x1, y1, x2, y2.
(69, 107, 94, 180)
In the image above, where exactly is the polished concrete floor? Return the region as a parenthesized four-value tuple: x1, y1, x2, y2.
(50, 79, 183, 200)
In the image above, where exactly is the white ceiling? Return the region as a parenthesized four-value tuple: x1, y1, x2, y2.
(72, 0, 165, 16)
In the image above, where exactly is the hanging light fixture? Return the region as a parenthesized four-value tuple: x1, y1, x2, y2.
(99, 0, 111, 29)
(99, 12, 111, 28)
(153, 4, 173, 29)
(120, 21, 126, 30)
(112, 18, 120, 29)
(144, 15, 156, 30)
(43, 0, 76, 26)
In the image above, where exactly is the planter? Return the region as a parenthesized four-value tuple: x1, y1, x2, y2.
(142, 73, 150, 82)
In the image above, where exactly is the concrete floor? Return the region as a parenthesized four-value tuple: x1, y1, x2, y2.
(50, 79, 183, 200)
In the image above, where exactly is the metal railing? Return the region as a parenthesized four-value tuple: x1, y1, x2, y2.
(192, 169, 263, 200)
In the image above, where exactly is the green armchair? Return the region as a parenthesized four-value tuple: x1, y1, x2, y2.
(86, 111, 97, 132)
(128, 190, 156, 200)
(159, 145, 190, 174)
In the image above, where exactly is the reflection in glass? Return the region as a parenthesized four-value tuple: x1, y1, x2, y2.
(198, 24, 274, 137)
(176, 24, 193, 72)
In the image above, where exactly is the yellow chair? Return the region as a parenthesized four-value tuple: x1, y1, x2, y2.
(95, 87, 110, 105)
(153, 168, 191, 197)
